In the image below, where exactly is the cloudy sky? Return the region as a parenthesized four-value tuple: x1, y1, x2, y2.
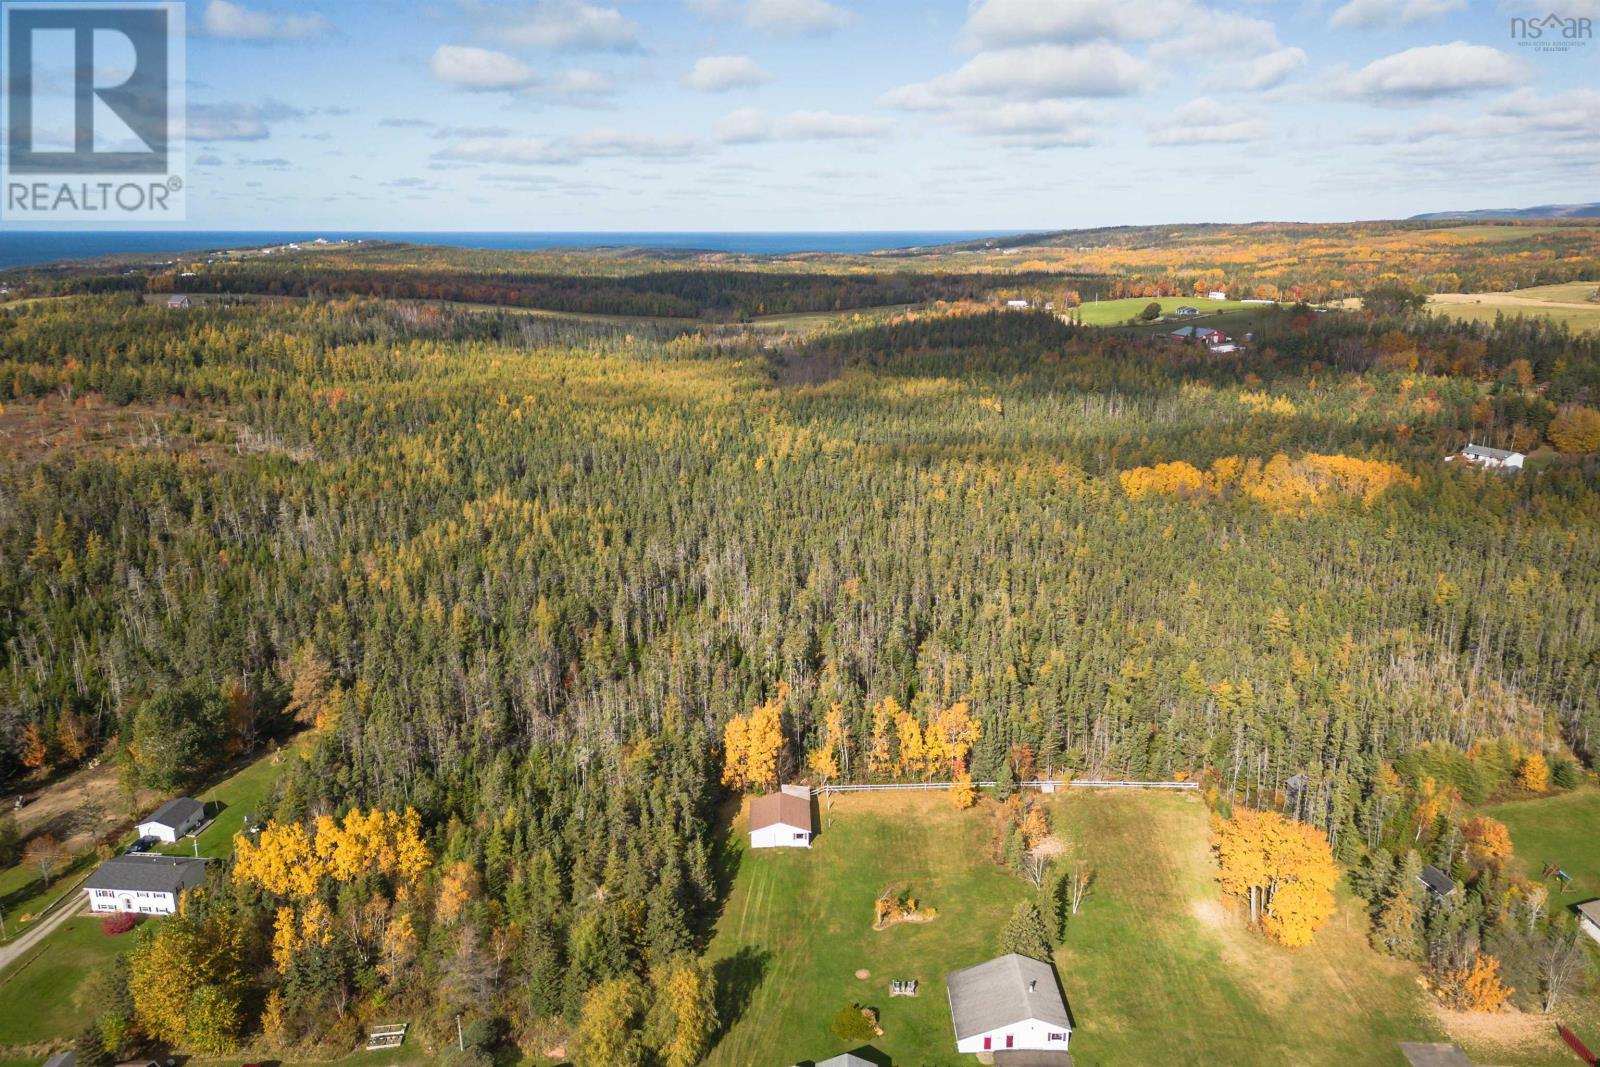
(155, 0, 1600, 228)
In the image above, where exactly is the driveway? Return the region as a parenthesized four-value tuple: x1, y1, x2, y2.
(0, 891, 87, 975)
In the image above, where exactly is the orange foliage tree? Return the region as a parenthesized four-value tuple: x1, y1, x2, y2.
(721, 683, 787, 792)
(1213, 809, 1338, 948)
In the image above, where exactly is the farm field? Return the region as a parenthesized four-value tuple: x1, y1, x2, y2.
(1429, 283, 1600, 331)
(1074, 295, 1270, 326)
(1483, 787, 1600, 898)
(153, 742, 290, 859)
(0, 916, 131, 1047)
(704, 789, 1441, 1067)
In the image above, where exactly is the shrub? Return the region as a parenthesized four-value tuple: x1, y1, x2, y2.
(830, 1003, 877, 1042)
(101, 912, 137, 935)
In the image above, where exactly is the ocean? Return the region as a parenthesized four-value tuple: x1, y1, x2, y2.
(0, 230, 1017, 270)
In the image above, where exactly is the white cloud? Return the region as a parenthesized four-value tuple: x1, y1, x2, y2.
(882, 43, 1152, 109)
(498, 1, 639, 51)
(958, 100, 1102, 147)
(431, 45, 536, 90)
(1328, 0, 1465, 29)
(436, 128, 698, 165)
(1149, 97, 1267, 145)
(744, 0, 853, 35)
(717, 107, 889, 143)
(1238, 46, 1307, 91)
(202, 0, 327, 41)
(962, 0, 1194, 47)
(1342, 42, 1525, 99)
(684, 55, 771, 92)
(186, 100, 307, 141)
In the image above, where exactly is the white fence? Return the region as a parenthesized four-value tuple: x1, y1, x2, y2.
(812, 779, 1197, 795)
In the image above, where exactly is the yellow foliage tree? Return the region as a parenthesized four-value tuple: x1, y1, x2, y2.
(806, 703, 846, 782)
(1463, 816, 1513, 869)
(866, 696, 897, 777)
(1439, 953, 1514, 1013)
(1213, 809, 1338, 947)
(722, 683, 788, 792)
(1549, 405, 1600, 454)
(950, 771, 977, 810)
(1517, 752, 1549, 793)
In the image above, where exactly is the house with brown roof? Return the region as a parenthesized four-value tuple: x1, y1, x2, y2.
(749, 784, 813, 849)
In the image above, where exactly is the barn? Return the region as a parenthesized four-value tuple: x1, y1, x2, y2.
(748, 784, 813, 849)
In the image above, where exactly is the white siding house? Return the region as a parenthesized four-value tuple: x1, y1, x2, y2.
(749, 784, 813, 849)
(137, 796, 205, 843)
(1450, 443, 1525, 471)
(85, 855, 207, 916)
(1578, 901, 1600, 946)
(946, 953, 1072, 1057)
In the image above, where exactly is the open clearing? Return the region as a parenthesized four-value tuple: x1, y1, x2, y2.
(1074, 295, 1270, 327)
(704, 789, 1440, 1067)
(1430, 284, 1600, 331)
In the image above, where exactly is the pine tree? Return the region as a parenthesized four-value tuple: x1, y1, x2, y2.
(999, 900, 1053, 961)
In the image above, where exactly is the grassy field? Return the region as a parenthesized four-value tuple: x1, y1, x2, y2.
(0, 916, 133, 1046)
(704, 789, 1442, 1067)
(1483, 787, 1600, 899)
(155, 744, 289, 859)
(1429, 282, 1600, 332)
(1074, 295, 1271, 326)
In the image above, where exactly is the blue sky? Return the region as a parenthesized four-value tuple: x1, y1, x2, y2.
(163, 0, 1600, 228)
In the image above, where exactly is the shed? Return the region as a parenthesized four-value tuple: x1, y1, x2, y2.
(946, 953, 1071, 1055)
(1577, 899, 1600, 946)
(167, 295, 191, 309)
(137, 796, 205, 842)
(749, 784, 813, 849)
(1418, 864, 1457, 901)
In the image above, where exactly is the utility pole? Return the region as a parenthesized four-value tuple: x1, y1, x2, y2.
(456, 1014, 464, 1052)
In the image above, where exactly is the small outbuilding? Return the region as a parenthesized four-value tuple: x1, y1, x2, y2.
(166, 295, 191, 309)
(1005, 298, 1030, 309)
(137, 796, 205, 843)
(946, 953, 1072, 1056)
(1418, 864, 1457, 902)
(1174, 306, 1200, 316)
(85, 854, 207, 915)
(749, 784, 813, 849)
(815, 1054, 878, 1067)
(1577, 900, 1600, 946)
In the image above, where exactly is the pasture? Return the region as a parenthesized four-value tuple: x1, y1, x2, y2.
(703, 788, 1441, 1067)
(1074, 295, 1271, 326)
(1429, 283, 1600, 332)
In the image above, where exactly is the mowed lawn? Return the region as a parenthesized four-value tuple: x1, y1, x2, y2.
(156, 744, 288, 859)
(704, 789, 1440, 1067)
(1075, 296, 1270, 326)
(0, 917, 134, 1046)
(1482, 787, 1600, 895)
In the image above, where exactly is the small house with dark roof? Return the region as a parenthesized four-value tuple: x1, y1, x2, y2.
(1174, 305, 1200, 316)
(1418, 864, 1457, 902)
(137, 796, 205, 843)
(85, 855, 207, 915)
(946, 953, 1072, 1056)
(166, 295, 191, 309)
(1451, 443, 1524, 471)
(749, 784, 813, 849)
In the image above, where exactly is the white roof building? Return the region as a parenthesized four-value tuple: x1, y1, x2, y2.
(1450, 444, 1525, 471)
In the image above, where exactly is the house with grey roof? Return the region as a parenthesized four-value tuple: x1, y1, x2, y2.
(137, 796, 205, 843)
(1418, 864, 1457, 902)
(815, 1053, 877, 1067)
(946, 953, 1072, 1058)
(1451, 443, 1525, 471)
(1577, 900, 1600, 946)
(749, 784, 813, 849)
(85, 855, 207, 916)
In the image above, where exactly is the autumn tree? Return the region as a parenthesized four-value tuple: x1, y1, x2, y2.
(722, 683, 787, 792)
(1549, 404, 1600, 453)
(806, 703, 846, 782)
(1437, 952, 1513, 1013)
(572, 975, 648, 1067)
(1516, 752, 1549, 793)
(950, 771, 977, 810)
(1213, 809, 1338, 947)
(19, 723, 47, 770)
(1462, 816, 1513, 870)
(645, 954, 718, 1067)
(127, 909, 246, 1052)
(23, 833, 67, 886)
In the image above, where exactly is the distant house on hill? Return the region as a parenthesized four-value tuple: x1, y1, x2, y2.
(1449, 443, 1525, 471)
(85, 855, 207, 915)
(1208, 290, 1228, 300)
(1170, 325, 1226, 344)
(946, 953, 1072, 1057)
(166, 295, 191, 309)
(1174, 305, 1200, 316)
(137, 796, 205, 843)
(1419, 864, 1457, 902)
(749, 784, 813, 849)
(1005, 298, 1030, 309)
(1578, 900, 1600, 946)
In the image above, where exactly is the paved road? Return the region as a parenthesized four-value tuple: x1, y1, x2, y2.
(0, 890, 86, 975)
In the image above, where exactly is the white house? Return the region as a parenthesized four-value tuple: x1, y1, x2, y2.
(85, 855, 207, 916)
(815, 1055, 876, 1067)
(1005, 299, 1030, 309)
(748, 784, 813, 849)
(946, 953, 1072, 1057)
(1450, 443, 1525, 471)
(1208, 290, 1228, 301)
(137, 796, 205, 843)
(1170, 325, 1226, 344)
(166, 295, 191, 309)
(1577, 900, 1600, 946)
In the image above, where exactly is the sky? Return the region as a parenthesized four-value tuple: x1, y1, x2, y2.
(29, 0, 1600, 229)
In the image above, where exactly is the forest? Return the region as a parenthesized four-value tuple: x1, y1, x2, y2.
(0, 241, 1598, 1063)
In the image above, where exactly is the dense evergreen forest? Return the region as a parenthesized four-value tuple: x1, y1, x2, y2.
(1, 260, 1598, 1060)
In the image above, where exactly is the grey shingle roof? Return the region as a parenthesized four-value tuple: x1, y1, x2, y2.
(1463, 444, 1518, 461)
(945, 954, 1071, 1040)
(817, 1055, 876, 1067)
(749, 791, 812, 833)
(85, 855, 207, 896)
(1576, 900, 1600, 924)
(1418, 864, 1456, 897)
(142, 796, 203, 830)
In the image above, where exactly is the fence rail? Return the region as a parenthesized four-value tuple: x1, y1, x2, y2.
(812, 779, 1197, 795)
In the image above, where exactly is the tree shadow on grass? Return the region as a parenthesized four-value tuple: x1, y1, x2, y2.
(712, 944, 772, 1041)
